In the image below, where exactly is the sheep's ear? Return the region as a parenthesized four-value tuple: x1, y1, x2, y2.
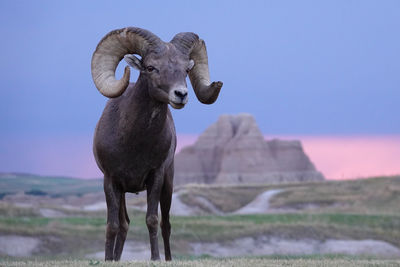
(124, 54, 143, 71)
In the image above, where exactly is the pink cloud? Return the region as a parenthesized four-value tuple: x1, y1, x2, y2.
(265, 135, 400, 180)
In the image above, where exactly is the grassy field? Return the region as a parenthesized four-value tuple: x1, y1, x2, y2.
(1, 211, 400, 258)
(1, 174, 400, 261)
(2, 258, 400, 267)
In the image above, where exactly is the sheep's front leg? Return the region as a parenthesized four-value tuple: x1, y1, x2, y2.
(113, 194, 130, 261)
(146, 170, 164, 261)
(160, 164, 173, 261)
(104, 177, 122, 261)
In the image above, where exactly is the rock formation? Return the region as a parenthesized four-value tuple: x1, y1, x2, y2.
(174, 114, 324, 185)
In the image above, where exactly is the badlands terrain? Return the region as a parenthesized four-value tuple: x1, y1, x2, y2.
(1, 173, 400, 262)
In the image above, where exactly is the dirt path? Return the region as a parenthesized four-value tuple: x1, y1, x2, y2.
(233, 189, 283, 214)
(170, 191, 200, 216)
(171, 189, 283, 216)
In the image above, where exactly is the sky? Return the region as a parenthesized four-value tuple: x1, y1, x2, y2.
(0, 1, 399, 179)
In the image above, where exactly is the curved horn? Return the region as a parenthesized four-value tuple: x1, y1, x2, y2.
(171, 33, 223, 104)
(91, 27, 162, 98)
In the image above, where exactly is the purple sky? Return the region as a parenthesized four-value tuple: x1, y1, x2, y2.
(1, 1, 399, 177)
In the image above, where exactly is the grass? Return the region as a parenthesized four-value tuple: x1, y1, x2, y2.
(171, 213, 400, 246)
(1, 258, 400, 267)
(269, 176, 400, 214)
(1, 175, 400, 261)
(3, 212, 400, 236)
(1, 212, 400, 257)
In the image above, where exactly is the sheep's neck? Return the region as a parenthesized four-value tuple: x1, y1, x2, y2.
(119, 77, 169, 140)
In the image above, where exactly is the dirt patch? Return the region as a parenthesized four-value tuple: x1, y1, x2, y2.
(321, 239, 400, 257)
(191, 236, 400, 258)
(82, 202, 107, 211)
(0, 235, 41, 257)
(39, 208, 66, 217)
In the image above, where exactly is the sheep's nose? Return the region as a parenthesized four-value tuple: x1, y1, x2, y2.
(174, 90, 188, 99)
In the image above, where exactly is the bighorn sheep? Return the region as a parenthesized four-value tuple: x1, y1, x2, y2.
(91, 27, 223, 261)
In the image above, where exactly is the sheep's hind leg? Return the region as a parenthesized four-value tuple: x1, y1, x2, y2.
(160, 165, 173, 261)
(104, 177, 122, 261)
(113, 193, 130, 260)
(146, 170, 164, 261)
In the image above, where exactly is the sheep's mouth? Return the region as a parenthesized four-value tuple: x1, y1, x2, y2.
(169, 101, 185, 109)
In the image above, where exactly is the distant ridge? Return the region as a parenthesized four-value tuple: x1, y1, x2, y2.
(0, 173, 102, 197)
(0, 172, 40, 178)
(0, 172, 101, 180)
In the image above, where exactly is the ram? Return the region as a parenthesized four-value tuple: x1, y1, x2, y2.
(91, 27, 223, 261)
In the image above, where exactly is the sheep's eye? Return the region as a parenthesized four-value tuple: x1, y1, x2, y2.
(146, 66, 155, 72)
